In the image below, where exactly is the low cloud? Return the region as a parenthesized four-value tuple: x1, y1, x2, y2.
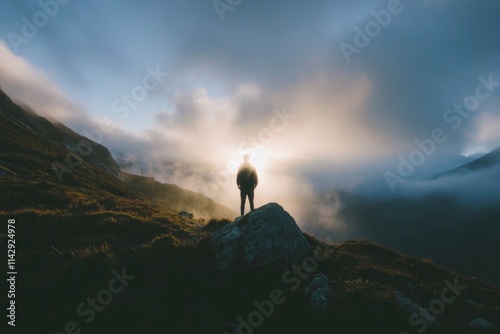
(396, 164, 500, 208)
(0, 41, 87, 125)
(464, 112, 500, 154)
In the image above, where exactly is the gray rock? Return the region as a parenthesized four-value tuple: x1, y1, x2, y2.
(305, 273, 331, 296)
(210, 202, 310, 270)
(310, 288, 332, 312)
(305, 273, 333, 312)
(395, 292, 438, 326)
(468, 318, 494, 329)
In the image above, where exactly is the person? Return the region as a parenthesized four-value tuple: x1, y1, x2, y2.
(236, 154, 258, 216)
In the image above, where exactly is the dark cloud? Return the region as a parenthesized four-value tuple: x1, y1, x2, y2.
(2, 0, 500, 202)
(3, 0, 499, 157)
(331, 1, 500, 153)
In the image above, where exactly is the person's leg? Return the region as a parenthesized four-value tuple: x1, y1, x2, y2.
(248, 189, 255, 211)
(240, 190, 247, 216)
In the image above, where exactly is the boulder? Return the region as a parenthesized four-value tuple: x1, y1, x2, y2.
(468, 318, 494, 329)
(210, 202, 310, 270)
(305, 273, 333, 312)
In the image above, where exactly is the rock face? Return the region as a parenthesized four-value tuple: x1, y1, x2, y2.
(210, 202, 310, 270)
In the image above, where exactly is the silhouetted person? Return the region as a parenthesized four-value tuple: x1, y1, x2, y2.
(237, 154, 258, 216)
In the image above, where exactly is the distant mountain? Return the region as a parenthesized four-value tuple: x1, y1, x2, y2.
(466, 152, 487, 160)
(0, 88, 234, 218)
(434, 147, 500, 179)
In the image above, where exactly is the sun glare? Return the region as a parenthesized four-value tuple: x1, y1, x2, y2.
(250, 152, 270, 172)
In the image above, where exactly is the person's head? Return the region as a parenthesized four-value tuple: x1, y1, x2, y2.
(243, 154, 250, 162)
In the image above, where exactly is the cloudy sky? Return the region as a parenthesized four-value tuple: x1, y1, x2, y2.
(1, 0, 500, 214)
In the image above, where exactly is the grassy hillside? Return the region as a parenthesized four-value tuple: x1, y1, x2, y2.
(0, 88, 234, 219)
(8, 210, 500, 333)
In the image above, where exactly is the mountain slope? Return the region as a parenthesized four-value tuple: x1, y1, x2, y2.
(0, 88, 234, 218)
(435, 147, 500, 179)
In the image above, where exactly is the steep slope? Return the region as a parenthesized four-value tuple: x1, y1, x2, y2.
(0, 88, 234, 218)
(435, 147, 500, 179)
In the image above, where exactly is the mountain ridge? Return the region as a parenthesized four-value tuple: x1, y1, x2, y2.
(434, 147, 500, 179)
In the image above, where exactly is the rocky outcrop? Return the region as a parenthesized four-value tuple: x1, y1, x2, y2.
(210, 202, 311, 270)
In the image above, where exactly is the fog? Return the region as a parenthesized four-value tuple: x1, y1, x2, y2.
(1, 0, 500, 283)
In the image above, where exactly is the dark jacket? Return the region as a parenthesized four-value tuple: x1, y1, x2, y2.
(237, 162, 258, 191)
